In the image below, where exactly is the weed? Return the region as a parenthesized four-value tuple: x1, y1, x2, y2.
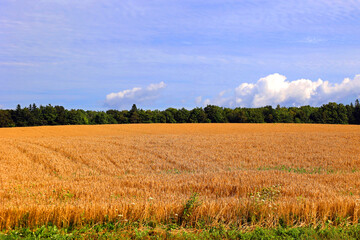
(3, 224, 360, 239)
(250, 185, 281, 203)
(179, 192, 201, 226)
(258, 165, 338, 174)
(53, 189, 75, 202)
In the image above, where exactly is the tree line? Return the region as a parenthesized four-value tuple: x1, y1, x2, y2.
(0, 100, 360, 128)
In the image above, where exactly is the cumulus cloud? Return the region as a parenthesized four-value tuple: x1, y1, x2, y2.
(105, 81, 166, 109)
(201, 90, 236, 107)
(198, 74, 360, 107)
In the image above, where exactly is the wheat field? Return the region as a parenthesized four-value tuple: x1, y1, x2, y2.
(1, 123, 360, 229)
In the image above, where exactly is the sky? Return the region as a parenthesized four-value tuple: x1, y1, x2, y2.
(1, 0, 360, 110)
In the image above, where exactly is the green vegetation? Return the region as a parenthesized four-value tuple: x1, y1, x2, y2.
(179, 192, 201, 226)
(1, 223, 360, 239)
(1, 99, 360, 127)
(257, 165, 336, 174)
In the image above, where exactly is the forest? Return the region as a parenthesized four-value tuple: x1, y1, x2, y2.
(0, 100, 360, 128)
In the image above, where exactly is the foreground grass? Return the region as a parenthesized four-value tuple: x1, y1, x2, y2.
(1, 223, 360, 239)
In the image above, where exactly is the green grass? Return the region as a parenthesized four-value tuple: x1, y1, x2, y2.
(257, 165, 337, 174)
(1, 223, 360, 239)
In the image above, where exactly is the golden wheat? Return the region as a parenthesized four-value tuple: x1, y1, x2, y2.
(0, 123, 360, 229)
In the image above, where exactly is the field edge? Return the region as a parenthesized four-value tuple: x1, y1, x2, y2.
(1, 222, 360, 239)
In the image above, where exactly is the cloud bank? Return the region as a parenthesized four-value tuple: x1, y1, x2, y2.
(105, 81, 166, 109)
(198, 74, 360, 107)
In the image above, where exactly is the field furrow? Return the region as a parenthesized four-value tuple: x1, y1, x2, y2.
(1, 124, 360, 229)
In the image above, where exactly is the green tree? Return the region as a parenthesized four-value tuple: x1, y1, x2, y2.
(226, 108, 247, 123)
(204, 105, 225, 123)
(164, 108, 177, 123)
(94, 112, 110, 124)
(189, 107, 207, 123)
(129, 104, 141, 123)
(106, 110, 128, 124)
(263, 106, 276, 123)
(319, 102, 348, 124)
(245, 108, 264, 123)
(14, 104, 28, 126)
(354, 99, 360, 124)
(29, 103, 44, 126)
(0, 110, 15, 127)
(150, 110, 166, 123)
(55, 106, 67, 125)
(67, 110, 89, 125)
(41, 105, 57, 125)
(139, 109, 153, 123)
(275, 106, 293, 123)
(175, 108, 190, 123)
(295, 105, 314, 123)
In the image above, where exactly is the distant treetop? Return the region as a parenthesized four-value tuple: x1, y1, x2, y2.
(0, 100, 360, 128)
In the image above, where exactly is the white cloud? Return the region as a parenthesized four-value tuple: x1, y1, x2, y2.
(198, 74, 360, 107)
(198, 90, 236, 108)
(105, 81, 166, 109)
(203, 98, 211, 106)
(147, 81, 166, 91)
(195, 96, 202, 105)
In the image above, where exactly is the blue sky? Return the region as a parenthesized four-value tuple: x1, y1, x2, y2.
(1, 0, 360, 110)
